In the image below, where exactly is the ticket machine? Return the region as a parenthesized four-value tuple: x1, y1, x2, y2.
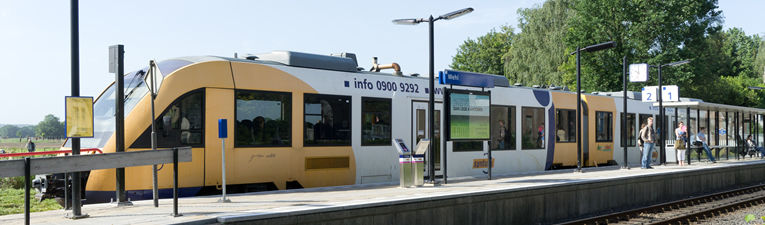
(412, 139, 430, 187)
(393, 139, 413, 188)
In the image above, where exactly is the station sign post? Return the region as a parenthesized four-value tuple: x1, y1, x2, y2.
(218, 119, 231, 203)
(440, 69, 493, 181)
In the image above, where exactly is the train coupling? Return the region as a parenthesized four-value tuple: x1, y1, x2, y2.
(32, 174, 67, 203)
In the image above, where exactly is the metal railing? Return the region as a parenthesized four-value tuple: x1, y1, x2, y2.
(0, 147, 192, 225)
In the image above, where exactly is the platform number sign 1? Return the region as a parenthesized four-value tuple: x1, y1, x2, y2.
(662, 85, 679, 102)
(629, 63, 649, 82)
(642, 87, 657, 102)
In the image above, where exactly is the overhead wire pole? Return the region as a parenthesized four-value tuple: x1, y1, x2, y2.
(575, 46, 582, 172)
(67, 0, 87, 219)
(70, 0, 82, 216)
(622, 56, 629, 169)
(428, 15, 436, 184)
(658, 65, 664, 165)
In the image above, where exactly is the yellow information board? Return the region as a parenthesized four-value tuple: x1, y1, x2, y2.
(65, 96, 94, 138)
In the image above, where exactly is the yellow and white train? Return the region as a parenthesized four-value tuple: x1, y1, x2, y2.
(45, 51, 670, 203)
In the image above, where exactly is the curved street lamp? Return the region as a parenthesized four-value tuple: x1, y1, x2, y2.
(649, 59, 691, 165)
(569, 41, 616, 173)
(392, 7, 473, 185)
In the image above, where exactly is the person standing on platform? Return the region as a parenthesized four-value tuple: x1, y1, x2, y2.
(497, 120, 506, 149)
(25, 139, 36, 153)
(675, 122, 687, 166)
(640, 117, 656, 169)
(695, 127, 717, 163)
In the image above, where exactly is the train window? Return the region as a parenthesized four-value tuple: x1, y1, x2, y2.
(596, 111, 613, 142)
(304, 94, 352, 146)
(555, 109, 576, 143)
(235, 90, 292, 147)
(361, 97, 391, 146)
(639, 114, 653, 129)
(620, 113, 636, 147)
(491, 106, 515, 150)
(521, 107, 545, 149)
(130, 89, 205, 148)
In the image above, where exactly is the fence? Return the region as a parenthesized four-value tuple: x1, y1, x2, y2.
(0, 147, 192, 225)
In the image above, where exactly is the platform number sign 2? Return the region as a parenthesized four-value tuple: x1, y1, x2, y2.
(642, 87, 657, 102)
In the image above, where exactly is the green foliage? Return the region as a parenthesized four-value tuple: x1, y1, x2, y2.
(505, 0, 574, 87)
(0, 188, 61, 215)
(565, 0, 723, 93)
(745, 214, 755, 222)
(452, 0, 765, 108)
(34, 114, 65, 139)
(0, 125, 34, 139)
(450, 25, 515, 75)
(755, 39, 765, 82)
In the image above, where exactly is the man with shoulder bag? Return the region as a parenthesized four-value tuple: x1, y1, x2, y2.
(640, 118, 656, 169)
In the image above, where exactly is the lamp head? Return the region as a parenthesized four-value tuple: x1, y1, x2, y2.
(584, 41, 616, 52)
(440, 7, 474, 20)
(392, 18, 421, 25)
(665, 59, 691, 67)
(748, 86, 764, 90)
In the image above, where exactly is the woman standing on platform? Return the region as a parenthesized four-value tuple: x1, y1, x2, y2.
(675, 122, 687, 166)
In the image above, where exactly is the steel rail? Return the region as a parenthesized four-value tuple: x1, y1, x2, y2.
(556, 184, 765, 225)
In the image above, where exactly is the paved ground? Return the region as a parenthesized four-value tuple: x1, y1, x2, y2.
(2, 158, 763, 225)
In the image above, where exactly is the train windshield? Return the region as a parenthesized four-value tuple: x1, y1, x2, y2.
(64, 60, 192, 148)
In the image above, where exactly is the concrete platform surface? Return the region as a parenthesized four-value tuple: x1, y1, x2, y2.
(2, 158, 764, 225)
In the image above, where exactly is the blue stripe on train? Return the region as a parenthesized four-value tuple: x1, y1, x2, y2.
(84, 187, 202, 204)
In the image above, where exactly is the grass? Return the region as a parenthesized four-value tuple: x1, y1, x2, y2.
(0, 138, 65, 143)
(0, 146, 65, 215)
(0, 188, 61, 215)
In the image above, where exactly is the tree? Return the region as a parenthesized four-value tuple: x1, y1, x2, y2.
(450, 25, 515, 75)
(0, 125, 20, 139)
(756, 39, 765, 83)
(723, 28, 761, 79)
(35, 114, 65, 139)
(564, 0, 723, 94)
(505, 0, 574, 87)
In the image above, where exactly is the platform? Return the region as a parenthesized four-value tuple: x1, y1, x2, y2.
(3, 158, 765, 225)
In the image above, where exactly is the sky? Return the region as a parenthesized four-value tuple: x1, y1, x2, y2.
(1, 0, 763, 125)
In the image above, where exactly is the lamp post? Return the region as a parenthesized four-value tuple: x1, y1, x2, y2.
(569, 41, 616, 173)
(393, 7, 473, 184)
(649, 59, 690, 165)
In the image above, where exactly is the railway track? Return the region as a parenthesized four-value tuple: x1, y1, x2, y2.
(556, 184, 765, 225)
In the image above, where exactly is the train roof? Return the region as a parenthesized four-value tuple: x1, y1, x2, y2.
(163, 51, 513, 87)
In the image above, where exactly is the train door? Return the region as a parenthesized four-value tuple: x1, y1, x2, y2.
(581, 100, 590, 165)
(412, 101, 442, 177)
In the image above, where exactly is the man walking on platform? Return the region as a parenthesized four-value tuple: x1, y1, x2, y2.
(640, 117, 656, 169)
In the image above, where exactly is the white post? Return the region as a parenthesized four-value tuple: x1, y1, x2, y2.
(219, 137, 230, 203)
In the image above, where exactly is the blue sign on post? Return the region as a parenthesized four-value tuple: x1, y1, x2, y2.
(439, 69, 495, 88)
(218, 119, 227, 138)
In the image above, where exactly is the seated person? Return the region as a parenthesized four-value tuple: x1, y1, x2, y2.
(746, 135, 765, 159)
(695, 127, 716, 163)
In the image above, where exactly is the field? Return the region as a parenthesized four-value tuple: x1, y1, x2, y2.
(0, 140, 65, 215)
